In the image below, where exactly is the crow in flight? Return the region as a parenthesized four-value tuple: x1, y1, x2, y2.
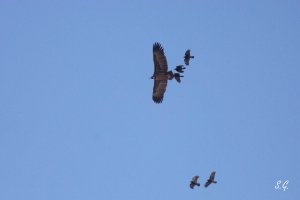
(190, 175, 200, 189)
(174, 65, 186, 73)
(204, 171, 217, 188)
(174, 73, 183, 83)
(184, 49, 194, 65)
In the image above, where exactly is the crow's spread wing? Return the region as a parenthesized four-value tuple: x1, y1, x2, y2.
(192, 176, 199, 183)
(184, 58, 189, 65)
(185, 49, 191, 57)
(210, 171, 216, 181)
(204, 181, 211, 188)
(190, 183, 195, 189)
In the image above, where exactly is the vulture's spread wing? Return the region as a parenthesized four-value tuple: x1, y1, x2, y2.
(153, 42, 168, 73)
(152, 43, 168, 103)
(152, 79, 167, 103)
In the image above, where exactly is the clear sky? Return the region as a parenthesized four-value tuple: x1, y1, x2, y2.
(0, 0, 299, 199)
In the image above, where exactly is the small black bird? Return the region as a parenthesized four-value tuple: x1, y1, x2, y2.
(184, 49, 194, 65)
(174, 65, 186, 73)
(190, 175, 200, 189)
(204, 171, 217, 188)
(174, 73, 183, 83)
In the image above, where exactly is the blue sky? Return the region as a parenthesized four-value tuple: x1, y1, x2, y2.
(0, 0, 299, 199)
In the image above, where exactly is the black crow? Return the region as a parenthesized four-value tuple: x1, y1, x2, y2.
(184, 49, 194, 65)
(190, 176, 200, 189)
(174, 65, 186, 73)
(204, 171, 217, 188)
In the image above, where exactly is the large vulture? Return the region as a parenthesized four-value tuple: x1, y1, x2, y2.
(151, 42, 174, 103)
(204, 171, 217, 188)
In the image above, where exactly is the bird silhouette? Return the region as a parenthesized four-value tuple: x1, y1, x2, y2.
(204, 171, 217, 188)
(151, 42, 179, 103)
(174, 73, 183, 83)
(190, 175, 200, 189)
(184, 49, 194, 65)
(174, 65, 186, 73)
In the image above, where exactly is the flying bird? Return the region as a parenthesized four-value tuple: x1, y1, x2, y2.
(174, 73, 183, 83)
(184, 49, 194, 65)
(204, 171, 217, 188)
(190, 175, 200, 189)
(174, 65, 186, 73)
(151, 42, 175, 103)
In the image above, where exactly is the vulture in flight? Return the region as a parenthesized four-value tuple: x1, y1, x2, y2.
(151, 42, 179, 103)
(190, 175, 200, 189)
(174, 65, 186, 73)
(204, 171, 217, 188)
(184, 49, 194, 65)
